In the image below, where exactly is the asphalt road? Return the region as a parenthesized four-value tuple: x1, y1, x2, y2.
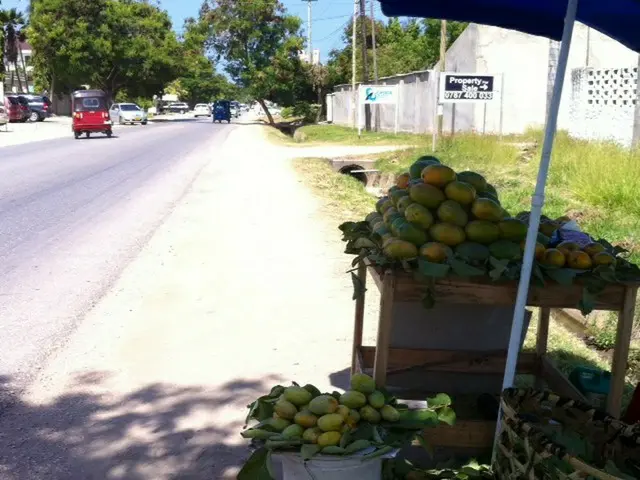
(0, 119, 235, 404)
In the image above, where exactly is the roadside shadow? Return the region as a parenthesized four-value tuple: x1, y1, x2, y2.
(328, 368, 350, 392)
(0, 373, 282, 479)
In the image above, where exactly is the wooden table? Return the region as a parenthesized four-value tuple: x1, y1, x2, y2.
(351, 258, 637, 420)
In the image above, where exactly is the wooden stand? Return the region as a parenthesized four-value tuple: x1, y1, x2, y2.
(351, 259, 637, 449)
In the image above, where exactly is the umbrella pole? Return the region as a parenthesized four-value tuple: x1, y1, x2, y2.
(492, 0, 580, 460)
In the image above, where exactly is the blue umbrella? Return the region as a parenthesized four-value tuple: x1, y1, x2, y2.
(379, 0, 640, 53)
(377, 0, 639, 446)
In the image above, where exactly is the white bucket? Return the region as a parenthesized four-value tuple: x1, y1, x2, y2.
(273, 449, 396, 480)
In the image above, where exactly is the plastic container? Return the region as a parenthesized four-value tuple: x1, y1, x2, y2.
(273, 448, 396, 480)
(569, 366, 611, 409)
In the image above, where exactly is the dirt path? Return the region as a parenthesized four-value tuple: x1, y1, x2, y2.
(0, 125, 381, 479)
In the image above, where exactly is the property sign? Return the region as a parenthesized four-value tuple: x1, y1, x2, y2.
(440, 73, 496, 102)
(359, 85, 398, 104)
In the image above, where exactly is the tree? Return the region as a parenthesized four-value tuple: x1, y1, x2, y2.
(28, 0, 182, 101)
(200, 0, 306, 124)
(0, 7, 27, 91)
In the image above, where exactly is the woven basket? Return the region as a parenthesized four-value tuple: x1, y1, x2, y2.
(494, 388, 640, 479)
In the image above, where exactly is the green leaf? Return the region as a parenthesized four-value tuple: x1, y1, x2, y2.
(418, 258, 450, 278)
(489, 257, 509, 281)
(300, 444, 321, 461)
(394, 409, 439, 429)
(542, 266, 577, 285)
(532, 262, 546, 286)
(361, 445, 394, 461)
(594, 265, 618, 283)
(426, 393, 452, 408)
(338, 221, 358, 233)
(579, 287, 597, 316)
(437, 407, 457, 425)
(416, 433, 434, 458)
(449, 258, 486, 277)
(354, 237, 377, 249)
(350, 422, 374, 441)
(237, 448, 273, 480)
(351, 272, 367, 301)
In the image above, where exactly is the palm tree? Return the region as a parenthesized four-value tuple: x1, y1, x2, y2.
(0, 8, 27, 92)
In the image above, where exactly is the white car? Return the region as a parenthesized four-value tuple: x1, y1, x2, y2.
(194, 104, 211, 117)
(0, 105, 8, 128)
(109, 103, 148, 125)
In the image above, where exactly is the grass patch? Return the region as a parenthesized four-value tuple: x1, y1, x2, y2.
(294, 151, 639, 408)
(293, 124, 431, 146)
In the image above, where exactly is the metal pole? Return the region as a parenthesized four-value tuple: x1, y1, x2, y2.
(482, 101, 487, 135)
(359, 0, 371, 131)
(351, 0, 357, 128)
(370, 0, 380, 132)
(308, 0, 312, 63)
(499, 73, 505, 140)
(633, 55, 640, 148)
(437, 20, 447, 136)
(492, 0, 580, 460)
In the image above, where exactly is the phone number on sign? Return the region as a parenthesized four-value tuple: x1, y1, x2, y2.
(444, 91, 494, 100)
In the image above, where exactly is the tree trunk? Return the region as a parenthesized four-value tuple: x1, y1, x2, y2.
(18, 46, 28, 92)
(257, 98, 275, 125)
(49, 72, 56, 115)
(14, 62, 24, 93)
(316, 87, 323, 123)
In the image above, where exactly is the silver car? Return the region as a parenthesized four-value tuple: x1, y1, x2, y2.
(109, 103, 148, 125)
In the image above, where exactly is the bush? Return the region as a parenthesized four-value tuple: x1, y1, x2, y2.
(292, 102, 321, 123)
(280, 106, 294, 119)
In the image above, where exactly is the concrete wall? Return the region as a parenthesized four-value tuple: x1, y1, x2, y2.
(329, 22, 640, 142)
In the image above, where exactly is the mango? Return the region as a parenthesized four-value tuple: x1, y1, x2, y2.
(592, 251, 616, 266)
(376, 197, 392, 215)
(281, 424, 305, 439)
(557, 241, 581, 257)
(465, 220, 500, 244)
(274, 399, 298, 420)
(583, 242, 605, 256)
(542, 248, 566, 267)
(455, 242, 490, 262)
(294, 410, 318, 428)
(302, 427, 323, 443)
(390, 188, 410, 207)
(397, 195, 413, 214)
(471, 198, 503, 222)
(317, 413, 344, 432)
(396, 221, 428, 246)
(457, 171, 488, 193)
(409, 183, 446, 209)
(368, 391, 385, 409)
(396, 172, 411, 189)
(404, 203, 434, 230)
(340, 390, 367, 409)
(489, 240, 523, 261)
(498, 218, 528, 242)
(383, 238, 418, 260)
(366, 211, 383, 225)
(567, 251, 593, 270)
(445, 180, 476, 205)
(410, 157, 440, 179)
(429, 222, 466, 247)
(360, 405, 382, 424)
(346, 409, 360, 427)
(317, 431, 342, 447)
(380, 405, 400, 422)
(267, 417, 291, 432)
(437, 200, 469, 227)
(308, 395, 339, 416)
(419, 242, 452, 263)
(350, 373, 376, 394)
(241, 428, 279, 440)
(284, 386, 313, 406)
(337, 405, 350, 421)
(344, 439, 372, 454)
(422, 164, 456, 188)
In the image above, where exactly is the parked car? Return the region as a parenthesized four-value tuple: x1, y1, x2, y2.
(3, 95, 30, 122)
(109, 103, 148, 125)
(19, 94, 52, 122)
(166, 102, 190, 114)
(193, 103, 211, 117)
(0, 104, 9, 128)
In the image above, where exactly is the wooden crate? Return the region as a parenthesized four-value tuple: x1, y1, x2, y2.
(350, 258, 638, 451)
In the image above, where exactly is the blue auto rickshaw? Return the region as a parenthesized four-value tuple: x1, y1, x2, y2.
(213, 100, 231, 123)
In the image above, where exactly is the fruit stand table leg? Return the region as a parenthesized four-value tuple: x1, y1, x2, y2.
(535, 308, 551, 389)
(373, 270, 396, 387)
(607, 286, 638, 417)
(351, 260, 367, 376)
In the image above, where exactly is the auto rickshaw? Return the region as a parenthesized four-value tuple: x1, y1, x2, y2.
(71, 89, 112, 139)
(213, 100, 231, 123)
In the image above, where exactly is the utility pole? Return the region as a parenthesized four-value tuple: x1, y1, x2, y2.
(351, 0, 357, 128)
(437, 20, 447, 136)
(370, 0, 380, 131)
(633, 55, 640, 148)
(359, 0, 371, 131)
(305, 0, 317, 64)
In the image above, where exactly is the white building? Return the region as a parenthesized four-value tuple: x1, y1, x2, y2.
(298, 49, 321, 65)
(3, 41, 34, 93)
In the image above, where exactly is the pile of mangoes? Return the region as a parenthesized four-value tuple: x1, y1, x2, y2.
(367, 155, 617, 270)
(241, 373, 400, 455)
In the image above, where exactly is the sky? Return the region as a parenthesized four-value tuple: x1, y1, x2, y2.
(4, 0, 391, 65)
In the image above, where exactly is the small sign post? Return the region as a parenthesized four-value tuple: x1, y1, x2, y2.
(438, 72, 503, 137)
(358, 85, 399, 136)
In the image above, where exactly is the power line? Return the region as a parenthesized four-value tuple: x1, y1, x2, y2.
(315, 17, 351, 42)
